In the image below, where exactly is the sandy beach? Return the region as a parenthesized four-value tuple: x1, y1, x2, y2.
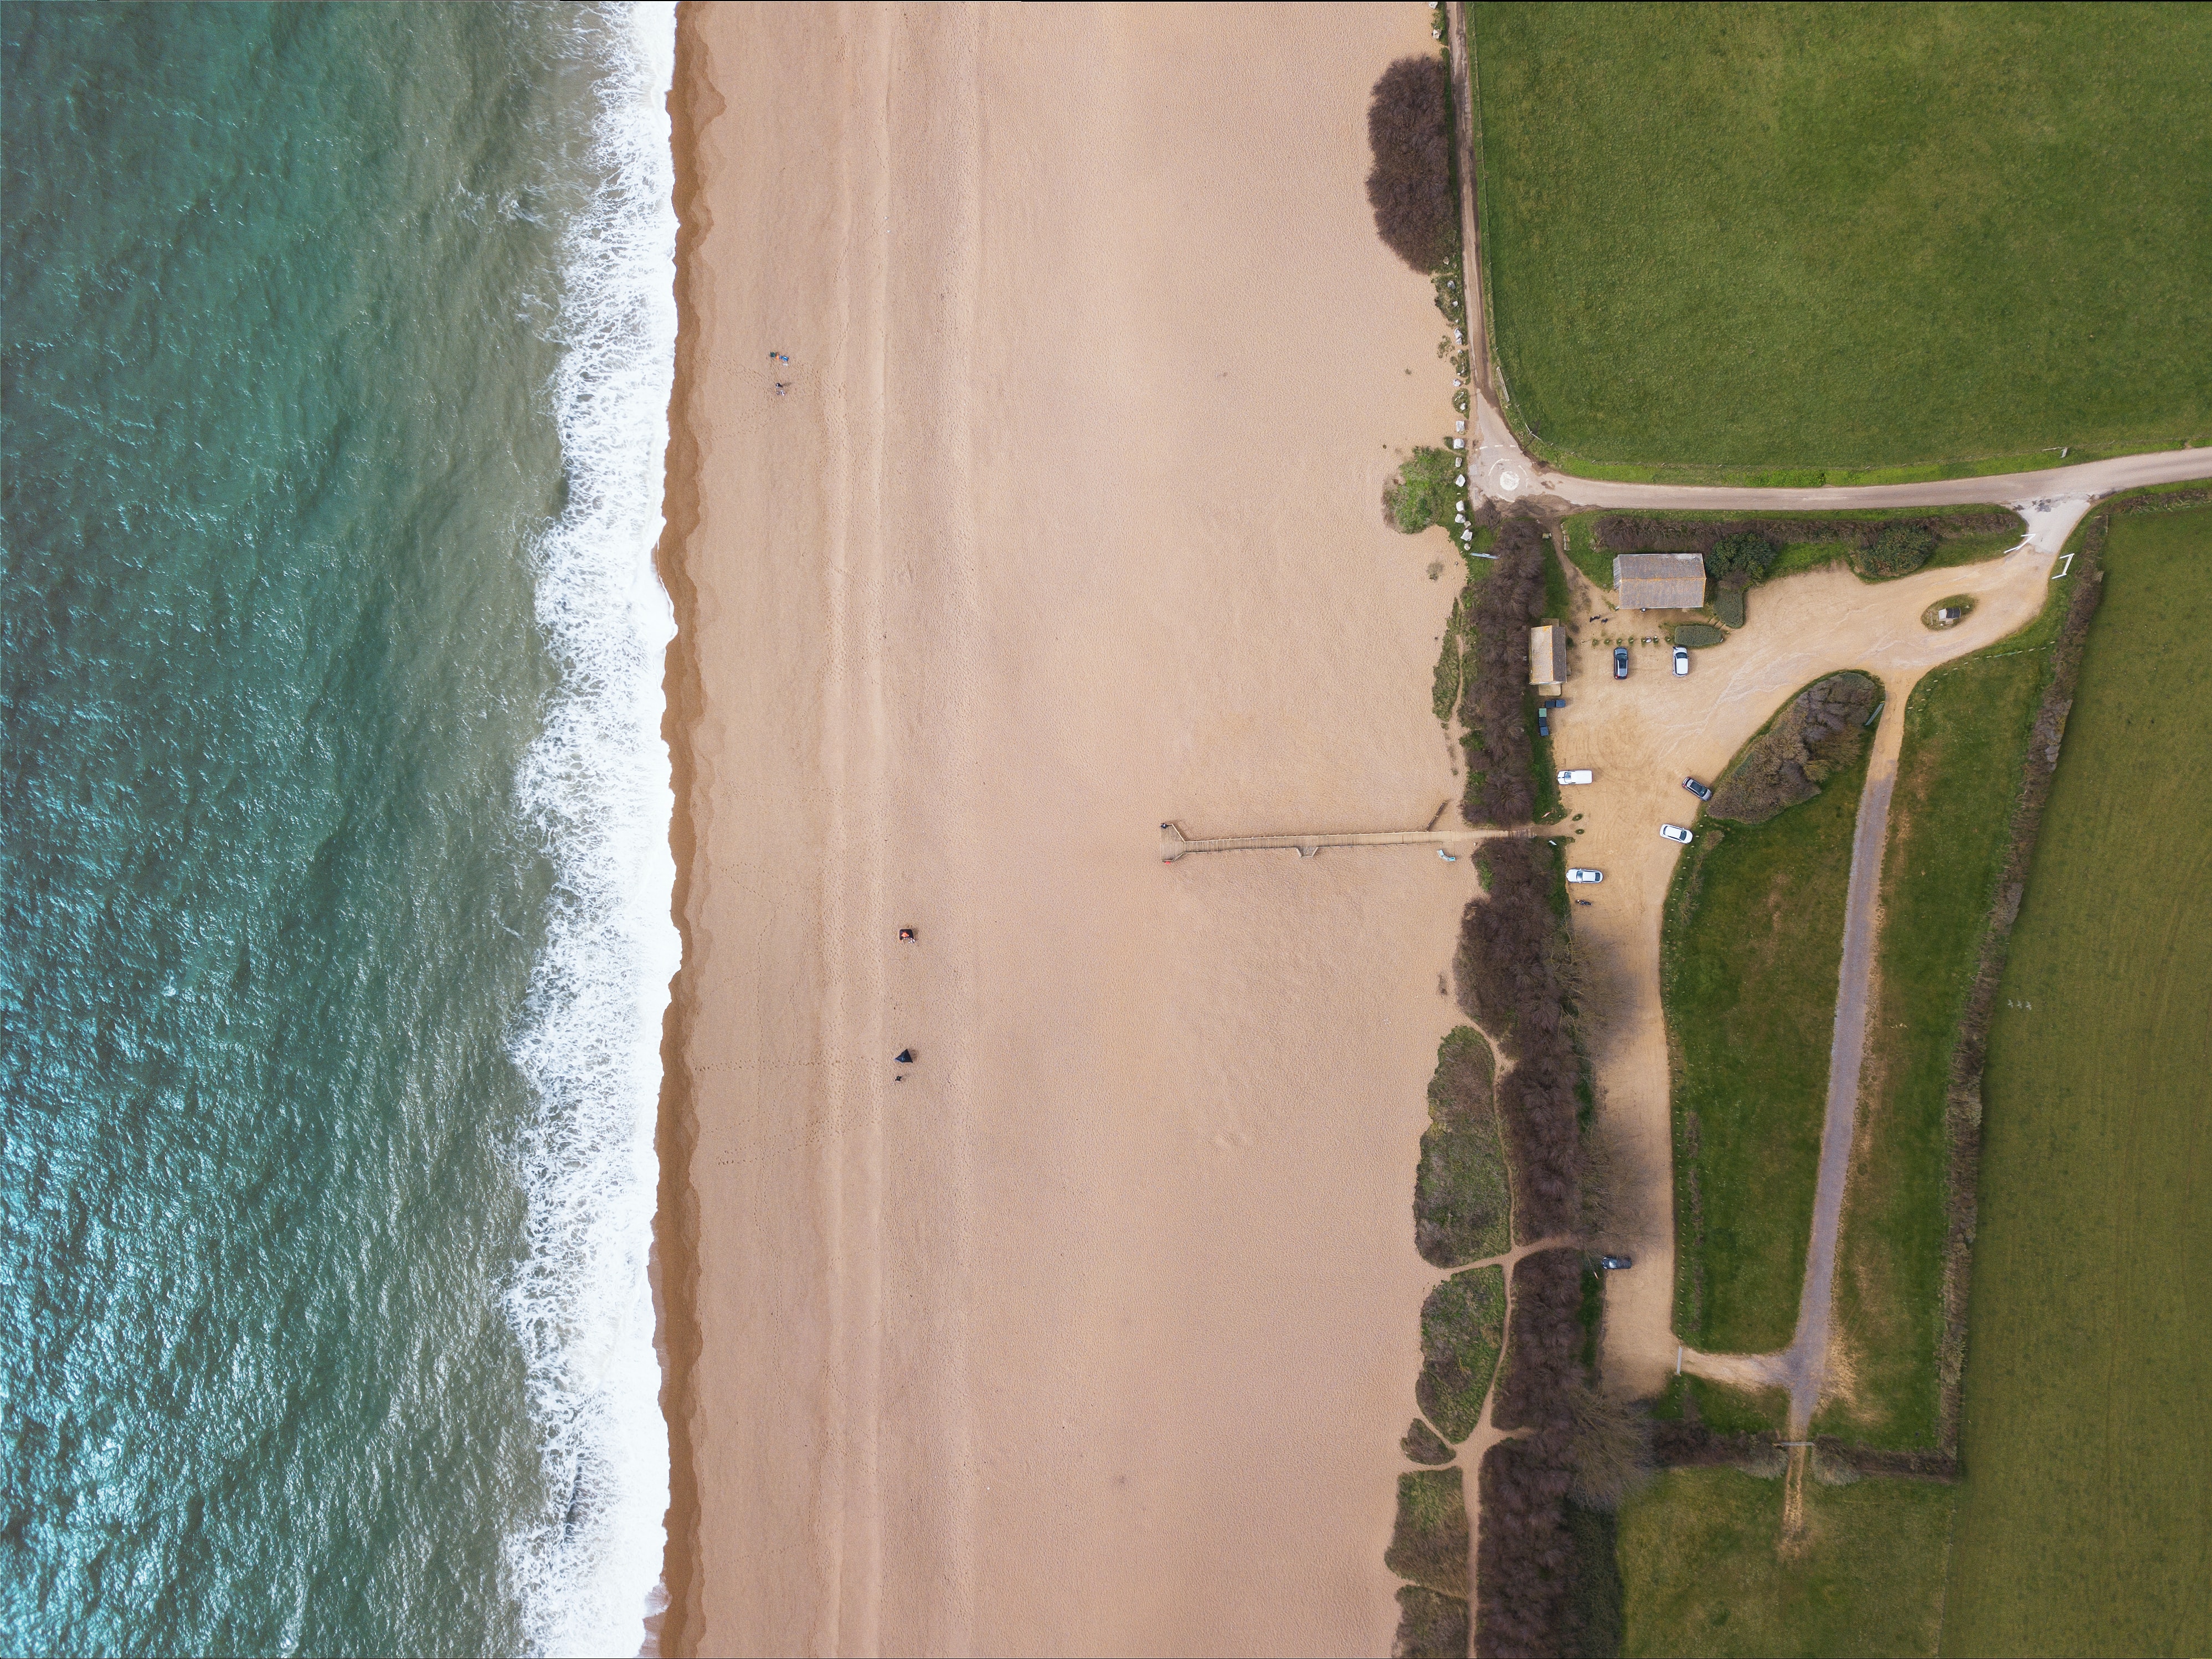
(652, 3, 1468, 1653)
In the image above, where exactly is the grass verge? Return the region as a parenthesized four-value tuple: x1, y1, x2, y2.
(1664, 687, 1876, 1349)
(1940, 504, 2212, 1657)
(1415, 1025, 1510, 1267)
(1416, 1264, 1506, 1444)
(1618, 1469, 1953, 1657)
(1470, 4, 2211, 472)
(1387, 1467, 1469, 1599)
(1816, 584, 2063, 1449)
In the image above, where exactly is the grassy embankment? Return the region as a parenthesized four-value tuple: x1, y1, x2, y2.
(1815, 580, 2071, 1449)
(1618, 1469, 1953, 1658)
(1470, 3, 2211, 478)
(1662, 682, 1877, 1352)
(1941, 502, 2212, 1656)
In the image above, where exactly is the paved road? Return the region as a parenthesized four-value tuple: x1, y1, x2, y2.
(1470, 394, 2212, 516)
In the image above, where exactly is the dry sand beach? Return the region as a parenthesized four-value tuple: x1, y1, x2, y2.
(655, 4, 1469, 1654)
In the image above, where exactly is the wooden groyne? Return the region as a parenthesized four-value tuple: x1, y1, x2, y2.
(1159, 820, 1514, 862)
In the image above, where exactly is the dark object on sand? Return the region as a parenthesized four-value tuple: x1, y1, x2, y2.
(894, 1048, 914, 1065)
(1365, 56, 1453, 273)
(898, 928, 916, 941)
(1598, 1255, 1633, 1271)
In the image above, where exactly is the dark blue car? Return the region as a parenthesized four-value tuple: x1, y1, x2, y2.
(1613, 646, 1629, 679)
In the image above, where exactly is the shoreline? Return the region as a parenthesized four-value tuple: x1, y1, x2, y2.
(646, 5, 716, 1652)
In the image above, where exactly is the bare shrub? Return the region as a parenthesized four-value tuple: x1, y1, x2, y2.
(1565, 1381, 1651, 1509)
(1706, 671, 1881, 824)
(1476, 1433, 1575, 1659)
(1492, 1248, 1583, 1433)
(1457, 521, 1548, 827)
(1367, 56, 1454, 273)
(1855, 522, 1938, 579)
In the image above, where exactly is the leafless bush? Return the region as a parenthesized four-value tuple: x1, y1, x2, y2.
(1706, 671, 1881, 824)
(1458, 521, 1548, 827)
(1477, 1432, 1575, 1659)
(1565, 1381, 1651, 1509)
(1492, 1248, 1583, 1433)
(1593, 511, 2019, 556)
(1394, 1585, 1470, 1659)
(1367, 56, 1454, 273)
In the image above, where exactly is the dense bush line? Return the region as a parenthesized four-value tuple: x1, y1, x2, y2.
(1401, 1418, 1454, 1467)
(1457, 520, 1549, 828)
(1856, 523, 1938, 579)
(1671, 622, 1724, 648)
(1705, 671, 1880, 825)
(1452, 837, 1581, 1239)
(1491, 1249, 1583, 1433)
(1476, 1433, 1575, 1659)
(1367, 56, 1455, 273)
(1593, 510, 2018, 557)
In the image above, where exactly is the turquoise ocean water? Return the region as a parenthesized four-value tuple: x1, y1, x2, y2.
(2, 6, 676, 1653)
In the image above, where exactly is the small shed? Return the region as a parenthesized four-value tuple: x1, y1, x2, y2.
(1528, 623, 1567, 688)
(1614, 553, 1707, 611)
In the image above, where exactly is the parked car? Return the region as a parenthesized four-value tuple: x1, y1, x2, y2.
(1682, 776, 1713, 801)
(1566, 867, 1604, 884)
(1673, 645, 1690, 676)
(1613, 646, 1629, 679)
(1597, 1254, 1634, 1271)
(1557, 769, 1594, 785)
(1659, 823, 1694, 844)
(1545, 697, 1568, 710)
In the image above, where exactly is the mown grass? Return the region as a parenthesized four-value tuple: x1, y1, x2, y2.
(1618, 1469, 1953, 1657)
(1941, 506, 2212, 1657)
(1817, 583, 2064, 1449)
(1664, 696, 1875, 1350)
(1471, 3, 2212, 472)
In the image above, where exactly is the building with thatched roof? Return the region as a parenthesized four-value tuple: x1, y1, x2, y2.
(1528, 623, 1567, 688)
(1613, 553, 1706, 611)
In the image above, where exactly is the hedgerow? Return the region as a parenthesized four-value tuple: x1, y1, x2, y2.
(1366, 56, 1455, 274)
(1705, 671, 1881, 825)
(1457, 520, 1549, 827)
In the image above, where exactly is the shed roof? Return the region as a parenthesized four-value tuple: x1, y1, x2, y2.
(1529, 622, 1566, 686)
(1613, 553, 1707, 610)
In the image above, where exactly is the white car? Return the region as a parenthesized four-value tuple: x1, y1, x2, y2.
(1566, 867, 1603, 884)
(1673, 646, 1690, 676)
(1659, 823, 1694, 844)
(1557, 769, 1594, 785)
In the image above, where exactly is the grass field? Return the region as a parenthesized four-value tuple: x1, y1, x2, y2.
(1818, 584, 2065, 1448)
(1664, 698, 1874, 1351)
(1940, 504, 2212, 1656)
(1618, 1469, 1953, 1657)
(1471, 3, 2212, 475)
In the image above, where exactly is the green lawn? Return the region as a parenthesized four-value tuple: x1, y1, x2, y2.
(1941, 505, 2212, 1657)
(1619, 1469, 1953, 1658)
(1471, 3, 2212, 475)
(1818, 588, 2063, 1448)
(1664, 695, 1874, 1351)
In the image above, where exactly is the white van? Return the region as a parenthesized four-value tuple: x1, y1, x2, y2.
(1556, 769, 1594, 785)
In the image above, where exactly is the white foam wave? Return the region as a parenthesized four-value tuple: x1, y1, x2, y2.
(503, 4, 677, 1655)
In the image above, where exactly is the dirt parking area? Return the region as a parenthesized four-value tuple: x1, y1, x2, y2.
(1548, 539, 2062, 1395)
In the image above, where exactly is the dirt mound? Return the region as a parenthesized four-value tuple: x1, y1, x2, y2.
(1707, 672, 1881, 824)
